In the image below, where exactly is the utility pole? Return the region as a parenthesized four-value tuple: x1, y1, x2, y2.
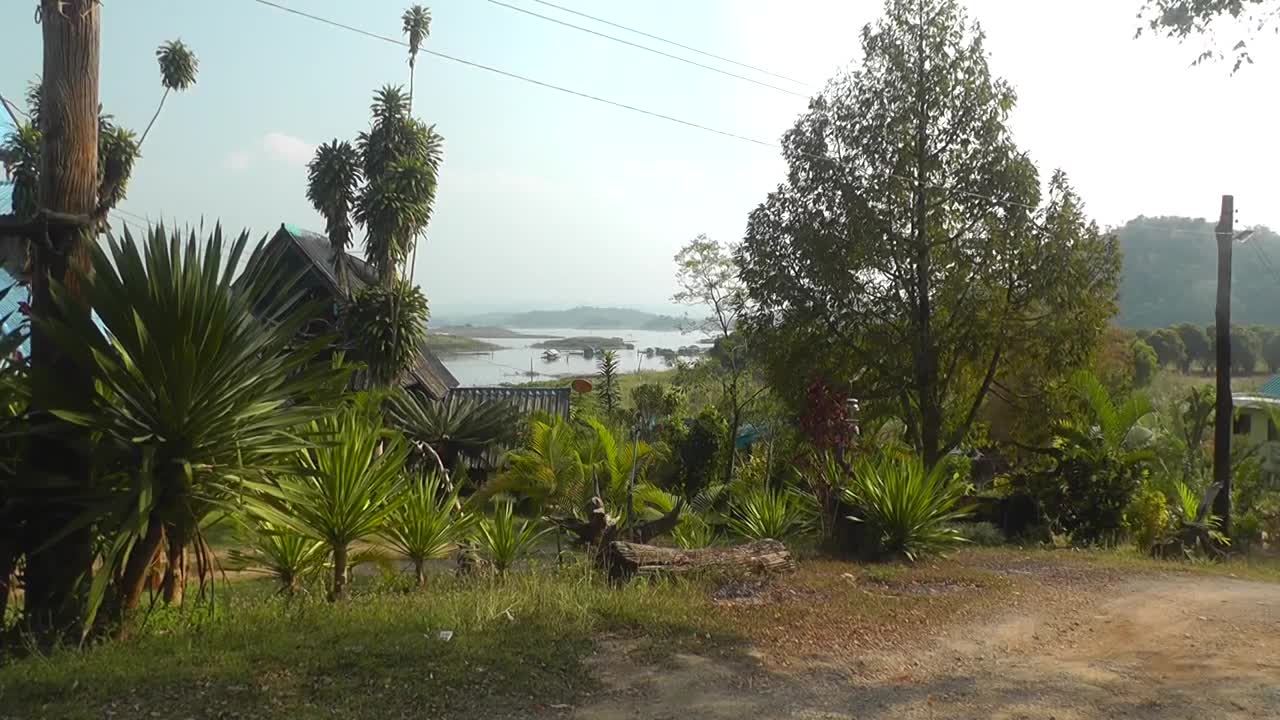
(1212, 195, 1234, 537)
(21, 0, 102, 643)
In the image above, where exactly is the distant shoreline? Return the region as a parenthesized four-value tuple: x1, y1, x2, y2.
(433, 325, 560, 339)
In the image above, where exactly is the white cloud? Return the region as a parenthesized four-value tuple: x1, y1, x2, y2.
(261, 132, 315, 165)
(222, 150, 251, 171)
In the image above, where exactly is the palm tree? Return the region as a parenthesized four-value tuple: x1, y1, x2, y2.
(401, 5, 432, 112)
(387, 389, 519, 474)
(306, 140, 362, 290)
(37, 225, 347, 631)
(249, 396, 410, 601)
(480, 417, 585, 514)
(139, 40, 198, 147)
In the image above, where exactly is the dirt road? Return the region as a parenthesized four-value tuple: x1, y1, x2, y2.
(575, 571, 1279, 719)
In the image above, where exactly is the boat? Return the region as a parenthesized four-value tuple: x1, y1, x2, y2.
(541, 349, 561, 361)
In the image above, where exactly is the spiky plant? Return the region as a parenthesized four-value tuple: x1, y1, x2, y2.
(0, 124, 40, 218)
(380, 472, 473, 587)
(726, 485, 814, 542)
(225, 521, 327, 596)
(139, 39, 198, 146)
(38, 225, 347, 630)
(248, 395, 410, 601)
(474, 500, 551, 576)
(596, 350, 621, 416)
(843, 454, 973, 561)
(387, 389, 519, 472)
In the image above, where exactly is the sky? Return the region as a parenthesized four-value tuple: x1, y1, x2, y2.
(2, 1, 1277, 316)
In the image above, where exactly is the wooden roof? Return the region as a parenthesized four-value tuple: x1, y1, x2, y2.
(266, 224, 459, 400)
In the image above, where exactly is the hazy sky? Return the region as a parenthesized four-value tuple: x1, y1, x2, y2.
(2, 1, 1276, 315)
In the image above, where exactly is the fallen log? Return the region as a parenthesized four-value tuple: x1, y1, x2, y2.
(607, 539, 794, 580)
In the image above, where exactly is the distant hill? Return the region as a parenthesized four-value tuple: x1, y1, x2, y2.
(1117, 217, 1280, 328)
(442, 306, 687, 331)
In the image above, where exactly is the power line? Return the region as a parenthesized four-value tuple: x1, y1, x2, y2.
(244, 0, 1060, 216)
(526, 0, 811, 87)
(482, 0, 807, 98)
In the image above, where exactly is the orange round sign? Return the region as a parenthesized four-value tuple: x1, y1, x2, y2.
(572, 378, 593, 394)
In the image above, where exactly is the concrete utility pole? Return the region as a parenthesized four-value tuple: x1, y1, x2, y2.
(1213, 195, 1234, 537)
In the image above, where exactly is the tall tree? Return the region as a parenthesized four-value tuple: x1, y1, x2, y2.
(1175, 322, 1212, 373)
(673, 234, 763, 481)
(736, 0, 1120, 468)
(307, 86, 444, 386)
(138, 40, 198, 147)
(596, 349, 621, 416)
(402, 5, 432, 112)
(306, 140, 361, 289)
(1147, 327, 1187, 370)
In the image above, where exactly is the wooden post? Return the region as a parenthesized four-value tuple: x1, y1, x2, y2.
(21, 0, 101, 643)
(1213, 195, 1234, 536)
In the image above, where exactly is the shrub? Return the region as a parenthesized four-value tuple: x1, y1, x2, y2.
(1132, 339, 1158, 387)
(225, 522, 327, 596)
(475, 501, 552, 576)
(842, 454, 973, 561)
(671, 511, 716, 549)
(726, 485, 813, 541)
(1123, 484, 1171, 552)
(1235, 511, 1264, 552)
(956, 521, 1005, 547)
(380, 472, 475, 587)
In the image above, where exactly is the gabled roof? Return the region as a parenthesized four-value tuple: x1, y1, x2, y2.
(1257, 373, 1280, 399)
(268, 224, 458, 399)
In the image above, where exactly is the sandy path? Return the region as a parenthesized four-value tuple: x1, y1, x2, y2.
(573, 573, 1279, 719)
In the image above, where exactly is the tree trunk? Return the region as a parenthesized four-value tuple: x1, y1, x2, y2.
(22, 0, 102, 645)
(137, 87, 169, 148)
(330, 543, 349, 601)
(161, 527, 186, 606)
(0, 536, 16, 633)
(606, 539, 794, 580)
(910, 0, 939, 470)
(100, 517, 165, 638)
(414, 558, 427, 588)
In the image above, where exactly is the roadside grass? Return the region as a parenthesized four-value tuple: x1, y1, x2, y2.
(0, 565, 733, 720)
(6, 545, 1275, 718)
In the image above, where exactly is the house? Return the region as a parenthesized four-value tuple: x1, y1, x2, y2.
(1232, 375, 1280, 486)
(263, 224, 458, 400)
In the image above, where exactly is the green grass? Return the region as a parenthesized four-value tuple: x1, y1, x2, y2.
(0, 565, 733, 719)
(424, 334, 503, 355)
(1070, 546, 1280, 583)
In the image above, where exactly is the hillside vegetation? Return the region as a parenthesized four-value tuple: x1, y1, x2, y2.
(1118, 217, 1280, 328)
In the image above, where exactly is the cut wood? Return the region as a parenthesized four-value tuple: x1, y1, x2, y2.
(607, 539, 794, 580)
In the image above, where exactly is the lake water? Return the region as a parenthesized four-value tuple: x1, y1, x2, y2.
(439, 327, 703, 386)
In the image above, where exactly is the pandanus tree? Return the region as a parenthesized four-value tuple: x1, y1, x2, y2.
(306, 85, 444, 387)
(138, 40, 198, 147)
(36, 226, 347, 632)
(402, 5, 432, 112)
(387, 388, 520, 474)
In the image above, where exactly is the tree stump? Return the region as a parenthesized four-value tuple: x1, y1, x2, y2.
(606, 539, 794, 580)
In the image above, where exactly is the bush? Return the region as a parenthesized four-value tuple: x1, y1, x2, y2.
(842, 454, 973, 561)
(1132, 339, 1158, 387)
(1235, 511, 1264, 552)
(474, 501, 552, 576)
(955, 521, 1005, 547)
(1124, 484, 1171, 552)
(726, 485, 813, 541)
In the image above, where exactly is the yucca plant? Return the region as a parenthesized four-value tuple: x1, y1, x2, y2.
(139, 39, 198, 146)
(726, 485, 814, 542)
(248, 395, 410, 600)
(225, 521, 327, 596)
(671, 511, 716, 549)
(38, 225, 346, 630)
(380, 472, 474, 587)
(387, 389, 519, 473)
(342, 280, 430, 388)
(474, 500, 551, 576)
(843, 454, 973, 561)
